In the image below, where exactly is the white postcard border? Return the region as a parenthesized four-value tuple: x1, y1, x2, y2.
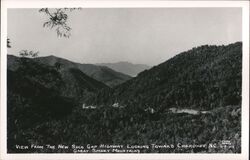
(1, 1, 249, 160)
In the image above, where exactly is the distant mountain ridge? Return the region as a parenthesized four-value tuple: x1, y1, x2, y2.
(7, 55, 109, 102)
(97, 61, 151, 77)
(8, 55, 131, 87)
(87, 42, 242, 112)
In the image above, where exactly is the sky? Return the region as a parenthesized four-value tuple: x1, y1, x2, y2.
(7, 8, 242, 66)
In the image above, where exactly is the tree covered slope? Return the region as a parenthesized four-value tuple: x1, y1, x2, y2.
(34, 55, 132, 87)
(87, 42, 242, 112)
(7, 56, 109, 102)
(7, 42, 242, 153)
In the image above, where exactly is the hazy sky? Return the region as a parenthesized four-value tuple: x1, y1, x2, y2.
(8, 8, 242, 66)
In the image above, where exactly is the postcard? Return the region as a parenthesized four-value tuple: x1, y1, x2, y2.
(1, 0, 249, 160)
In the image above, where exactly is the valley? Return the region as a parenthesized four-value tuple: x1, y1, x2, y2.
(7, 42, 242, 153)
(96, 62, 151, 77)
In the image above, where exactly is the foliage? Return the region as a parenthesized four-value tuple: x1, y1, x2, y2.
(19, 50, 39, 58)
(54, 62, 62, 71)
(86, 42, 242, 112)
(32, 55, 131, 87)
(39, 8, 81, 38)
(7, 42, 242, 153)
(7, 102, 241, 153)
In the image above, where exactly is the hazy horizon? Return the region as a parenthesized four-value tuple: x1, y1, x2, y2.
(8, 8, 242, 66)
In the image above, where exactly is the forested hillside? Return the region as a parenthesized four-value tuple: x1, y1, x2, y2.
(7, 56, 109, 102)
(35, 55, 131, 87)
(7, 42, 242, 153)
(8, 55, 131, 88)
(7, 56, 110, 151)
(87, 42, 242, 112)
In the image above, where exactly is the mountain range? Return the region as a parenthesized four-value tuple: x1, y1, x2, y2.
(8, 55, 131, 88)
(87, 42, 242, 112)
(97, 62, 151, 77)
(7, 42, 242, 153)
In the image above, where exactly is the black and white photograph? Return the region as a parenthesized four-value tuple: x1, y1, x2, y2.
(0, 0, 249, 159)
